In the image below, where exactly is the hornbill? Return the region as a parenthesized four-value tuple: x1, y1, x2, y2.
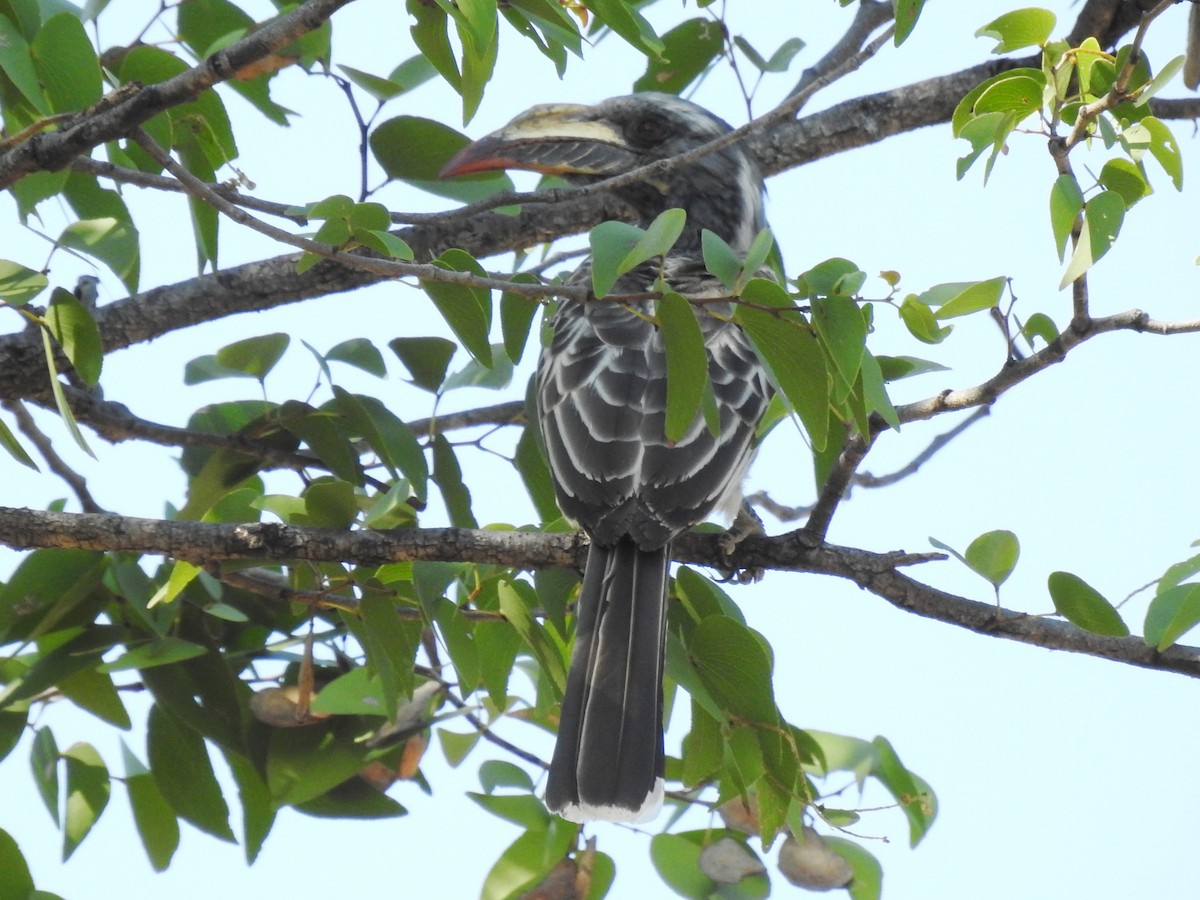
(442, 93, 772, 823)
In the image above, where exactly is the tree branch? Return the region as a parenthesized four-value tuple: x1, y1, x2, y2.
(2, 505, 1196, 680)
(3, 400, 105, 513)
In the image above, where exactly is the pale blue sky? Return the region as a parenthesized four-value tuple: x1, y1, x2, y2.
(3, 1, 1199, 897)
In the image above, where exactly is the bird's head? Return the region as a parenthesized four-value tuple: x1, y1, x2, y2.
(440, 93, 766, 255)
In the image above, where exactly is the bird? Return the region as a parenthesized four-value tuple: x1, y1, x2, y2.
(441, 93, 772, 823)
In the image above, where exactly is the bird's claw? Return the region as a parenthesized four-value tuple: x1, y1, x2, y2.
(716, 502, 766, 583)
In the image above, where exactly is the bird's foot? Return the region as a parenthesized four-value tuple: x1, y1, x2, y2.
(717, 502, 766, 583)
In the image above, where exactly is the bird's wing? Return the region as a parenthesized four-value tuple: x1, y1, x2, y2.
(536, 260, 772, 548)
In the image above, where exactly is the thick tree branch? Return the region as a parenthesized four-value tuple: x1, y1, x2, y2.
(861, 567, 1200, 679)
(58, 387, 524, 467)
(2, 505, 1196, 680)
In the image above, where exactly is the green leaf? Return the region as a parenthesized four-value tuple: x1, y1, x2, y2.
(1047, 571, 1129, 636)
(681, 701, 722, 787)
(976, 7, 1056, 53)
(326, 338, 387, 377)
(57, 665, 131, 728)
(99, 637, 208, 673)
(823, 837, 883, 900)
(0, 259, 48, 304)
(372, 115, 513, 201)
(688, 616, 776, 726)
(964, 529, 1019, 588)
(1141, 116, 1183, 191)
(122, 743, 179, 872)
(30, 726, 59, 822)
(497, 580, 566, 694)
(56, 217, 139, 293)
(359, 595, 420, 718)
(893, 0, 926, 46)
(500, 280, 541, 365)
(1098, 157, 1151, 207)
(408, 0, 460, 92)
(764, 36, 806, 72)
(735, 278, 830, 452)
(898, 296, 951, 344)
(354, 228, 414, 261)
(872, 736, 936, 846)
(438, 728, 480, 767)
(469, 791, 550, 831)
(480, 822, 577, 900)
(434, 600, 481, 694)
(45, 287, 103, 385)
(423, 249, 493, 367)
(1143, 584, 1200, 651)
(338, 64, 411, 101)
(954, 110, 1016, 181)
(1049, 174, 1084, 261)
(0, 13, 48, 113)
(733, 36, 770, 73)
(923, 277, 1006, 320)
(266, 723, 369, 806)
(1059, 191, 1125, 289)
(858, 350, 899, 431)
(972, 73, 1045, 120)
(633, 17, 722, 94)
(223, 750, 275, 863)
(589, 220, 645, 298)
(514, 425, 559, 523)
(796, 257, 865, 298)
(812, 295, 866, 390)
(650, 832, 715, 897)
(0, 827, 35, 899)
(62, 742, 110, 860)
(479, 759, 534, 794)
(626, 208, 686, 270)
(217, 332, 289, 382)
(1021, 312, 1059, 347)
(657, 291, 708, 443)
(0, 549, 106, 646)
(332, 389, 428, 498)
(279, 400, 362, 485)
(147, 559, 201, 609)
(390, 336, 457, 392)
(309, 666, 389, 717)
(0, 414, 38, 470)
(147, 704, 235, 841)
(432, 433, 478, 528)
(0, 626, 121, 712)
(1159, 554, 1200, 594)
(441, 345, 513, 391)
(203, 602, 248, 623)
(701, 229, 740, 291)
(587, 0, 664, 56)
(475, 616, 521, 710)
(874, 355, 950, 381)
(1135, 53, 1184, 107)
(29, 12, 101, 113)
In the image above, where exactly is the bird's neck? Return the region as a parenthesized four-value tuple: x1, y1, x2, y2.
(627, 170, 764, 257)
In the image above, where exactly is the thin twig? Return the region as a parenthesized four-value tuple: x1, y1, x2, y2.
(856, 407, 991, 488)
(789, 0, 895, 107)
(3, 399, 106, 513)
(127, 127, 586, 301)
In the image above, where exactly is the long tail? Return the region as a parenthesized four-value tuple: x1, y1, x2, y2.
(545, 537, 668, 823)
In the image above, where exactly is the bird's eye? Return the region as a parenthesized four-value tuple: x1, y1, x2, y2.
(626, 113, 671, 147)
